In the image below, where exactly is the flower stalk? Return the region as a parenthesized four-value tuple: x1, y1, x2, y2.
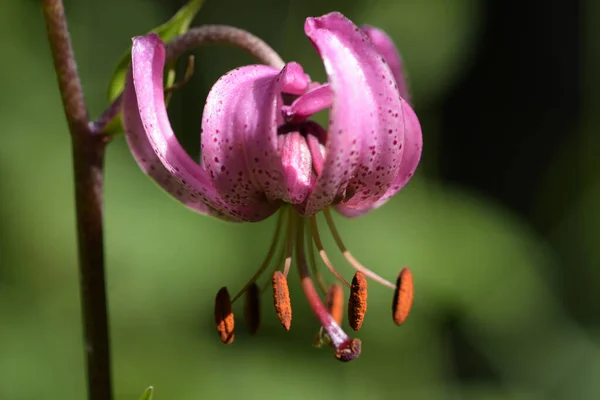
(41, 1, 112, 399)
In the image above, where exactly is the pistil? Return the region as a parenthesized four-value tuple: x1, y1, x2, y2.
(295, 214, 361, 362)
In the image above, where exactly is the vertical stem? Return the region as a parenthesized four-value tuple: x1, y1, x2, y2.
(41, 0, 89, 135)
(41, 1, 112, 399)
(72, 134, 112, 400)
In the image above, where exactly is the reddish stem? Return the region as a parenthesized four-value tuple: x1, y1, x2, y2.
(41, 1, 112, 399)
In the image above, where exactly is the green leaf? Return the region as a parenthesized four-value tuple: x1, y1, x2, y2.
(104, 0, 205, 134)
(138, 386, 154, 400)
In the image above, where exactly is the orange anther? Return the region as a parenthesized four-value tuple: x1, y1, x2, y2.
(272, 271, 292, 330)
(214, 287, 234, 344)
(326, 283, 344, 326)
(392, 267, 414, 325)
(348, 271, 367, 330)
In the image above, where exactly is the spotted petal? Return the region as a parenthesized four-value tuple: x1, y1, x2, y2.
(304, 12, 406, 215)
(337, 98, 422, 217)
(122, 33, 276, 222)
(202, 62, 311, 206)
(123, 68, 229, 220)
(361, 25, 410, 103)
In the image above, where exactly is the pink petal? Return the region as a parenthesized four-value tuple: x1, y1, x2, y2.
(337, 98, 422, 217)
(361, 25, 410, 103)
(123, 69, 231, 220)
(304, 12, 406, 215)
(202, 62, 311, 206)
(278, 130, 314, 205)
(122, 33, 277, 222)
(282, 84, 333, 123)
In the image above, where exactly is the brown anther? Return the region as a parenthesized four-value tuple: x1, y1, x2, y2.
(392, 267, 414, 325)
(244, 282, 261, 335)
(348, 271, 367, 330)
(272, 271, 292, 330)
(334, 338, 362, 362)
(326, 283, 344, 326)
(214, 287, 234, 344)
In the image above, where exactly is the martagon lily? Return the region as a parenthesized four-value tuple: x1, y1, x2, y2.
(122, 12, 422, 362)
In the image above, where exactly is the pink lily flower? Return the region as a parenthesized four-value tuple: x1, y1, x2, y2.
(122, 12, 422, 361)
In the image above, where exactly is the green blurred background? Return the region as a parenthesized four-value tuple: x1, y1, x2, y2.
(1, 0, 596, 399)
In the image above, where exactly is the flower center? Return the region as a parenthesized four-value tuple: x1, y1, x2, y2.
(276, 121, 327, 209)
(213, 205, 415, 362)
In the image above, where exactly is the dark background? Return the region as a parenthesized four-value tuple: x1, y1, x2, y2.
(1, 0, 596, 399)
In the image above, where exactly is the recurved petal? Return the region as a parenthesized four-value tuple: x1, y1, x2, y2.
(123, 69, 230, 221)
(202, 62, 311, 206)
(336, 98, 422, 217)
(361, 25, 410, 103)
(304, 13, 405, 215)
(123, 33, 272, 222)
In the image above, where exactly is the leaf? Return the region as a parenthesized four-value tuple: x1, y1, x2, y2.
(138, 386, 154, 400)
(104, 0, 205, 134)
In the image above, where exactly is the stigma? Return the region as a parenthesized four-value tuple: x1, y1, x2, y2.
(213, 206, 414, 362)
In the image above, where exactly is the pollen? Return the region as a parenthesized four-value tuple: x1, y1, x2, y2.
(326, 283, 344, 326)
(348, 271, 368, 330)
(244, 282, 261, 335)
(272, 271, 292, 330)
(392, 267, 414, 325)
(214, 287, 235, 344)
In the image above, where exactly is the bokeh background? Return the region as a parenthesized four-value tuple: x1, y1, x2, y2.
(0, 0, 593, 399)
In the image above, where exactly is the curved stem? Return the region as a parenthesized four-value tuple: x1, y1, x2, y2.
(90, 94, 122, 135)
(92, 25, 285, 134)
(165, 25, 285, 69)
(42, 1, 112, 399)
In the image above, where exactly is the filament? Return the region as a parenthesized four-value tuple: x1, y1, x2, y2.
(305, 218, 328, 295)
(282, 207, 296, 278)
(232, 209, 285, 302)
(323, 208, 396, 289)
(295, 215, 350, 349)
(309, 216, 351, 288)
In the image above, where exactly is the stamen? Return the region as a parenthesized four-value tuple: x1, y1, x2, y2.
(244, 282, 261, 335)
(348, 272, 368, 330)
(327, 283, 345, 326)
(282, 207, 296, 278)
(309, 216, 351, 288)
(323, 209, 396, 289)
(272, 271, 292, 330)
(232, 210, 285, 302)
(296, 214, 361, 362)
(214, 287, 234, 344)
(305, 219, 328, 294)
(392, 267, 414, 325)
